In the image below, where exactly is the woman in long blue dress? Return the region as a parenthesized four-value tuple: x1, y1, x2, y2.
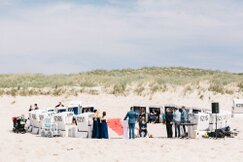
(92, 110, 100, 139)
(100, 111, 109, 139)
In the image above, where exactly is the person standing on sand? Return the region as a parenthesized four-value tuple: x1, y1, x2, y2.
(124, 108, 138, 139)
(92, 110, 100, 139)
(100, 111, 109, 139)
(173, 108, 181, 138)
(165, 108, 173, 138)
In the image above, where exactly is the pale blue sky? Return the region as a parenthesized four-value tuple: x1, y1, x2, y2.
(0, 0, 243, 73)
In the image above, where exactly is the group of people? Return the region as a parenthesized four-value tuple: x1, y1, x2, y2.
(92, 110, 109, 139)
(148, 109, 159, 123)
(124, 108, 149, 139)
(28, 104, 39, 111)
(28, 102, 188, 139)
(124, 106, 189, 139)
(164, 106, 188, 138)
(28, 102, 65, 112)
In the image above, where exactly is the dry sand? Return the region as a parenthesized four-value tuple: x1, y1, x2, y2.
(0, 92, 243, 162)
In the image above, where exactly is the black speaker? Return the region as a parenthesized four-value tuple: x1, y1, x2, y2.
(212, 102, 219, 114)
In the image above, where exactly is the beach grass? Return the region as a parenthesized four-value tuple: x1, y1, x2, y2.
(0, 67, 242, 96)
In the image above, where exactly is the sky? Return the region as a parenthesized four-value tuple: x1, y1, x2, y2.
(0, 0, 243, 73)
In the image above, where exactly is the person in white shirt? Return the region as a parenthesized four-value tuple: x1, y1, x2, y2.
(173, 108, 181, 138)
(181, 106, 188, 136)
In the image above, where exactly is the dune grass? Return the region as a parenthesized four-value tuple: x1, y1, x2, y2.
(0, 67, 242, 96)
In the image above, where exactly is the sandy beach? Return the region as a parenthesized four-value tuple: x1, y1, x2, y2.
(1, 93, 243, 162)
(1, 0, 243, 161)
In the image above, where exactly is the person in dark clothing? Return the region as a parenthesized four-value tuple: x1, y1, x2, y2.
(139, 116, 147, 138)
(165, 108, 173, 138)
(149, 109, 157, 123)
(139, 108, 146, 121)
(92, 110, 100, 139)
(100, 111, 109, 139)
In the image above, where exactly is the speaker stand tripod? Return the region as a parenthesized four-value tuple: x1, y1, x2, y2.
(215, 114, 218, 139)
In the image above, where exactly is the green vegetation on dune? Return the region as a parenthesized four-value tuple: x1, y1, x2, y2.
(0, 67, 242, 96)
